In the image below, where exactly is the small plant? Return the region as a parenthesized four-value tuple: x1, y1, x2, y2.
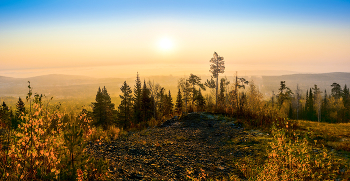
(61, 121, 88, 180)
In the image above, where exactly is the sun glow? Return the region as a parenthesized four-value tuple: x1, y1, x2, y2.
(158, 37, 174, 52)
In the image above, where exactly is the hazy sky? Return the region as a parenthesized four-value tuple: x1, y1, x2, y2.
(1, 0, 350, 78)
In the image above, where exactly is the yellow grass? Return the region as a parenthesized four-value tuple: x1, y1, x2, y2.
(296, 120, 350, 152)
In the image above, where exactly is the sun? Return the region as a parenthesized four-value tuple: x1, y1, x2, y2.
(158, 37, 174, 52)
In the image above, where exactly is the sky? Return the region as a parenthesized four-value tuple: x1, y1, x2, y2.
(1, 0, 350, 78)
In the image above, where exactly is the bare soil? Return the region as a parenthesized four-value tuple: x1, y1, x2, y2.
(88, 113, 267, 180)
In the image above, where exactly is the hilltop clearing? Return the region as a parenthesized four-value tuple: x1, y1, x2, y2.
(88, 113, 270, 180)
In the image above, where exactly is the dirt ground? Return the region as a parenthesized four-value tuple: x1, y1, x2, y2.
(88, 113, 269, 180)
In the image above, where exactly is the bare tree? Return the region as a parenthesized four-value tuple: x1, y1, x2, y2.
(209, 52, 225, 109)
(148, 80, 161, 119)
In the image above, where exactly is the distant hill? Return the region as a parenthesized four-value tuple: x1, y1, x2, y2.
(261, 72, 350, 96)
(0, 74, 179, 99)
(1, 72, 349, 99)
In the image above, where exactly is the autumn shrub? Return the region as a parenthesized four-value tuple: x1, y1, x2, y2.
(254, 126, 342, 180)
(88, 125, 122, 144)
(6, 102, 63, 180)
(0, 84, 112, 180)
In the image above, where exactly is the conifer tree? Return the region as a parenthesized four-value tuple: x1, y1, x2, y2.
(118, 81, 133, 129)
(133, 72, 142, 123)
(11, 97, 26, 129)
(175, 89, 183, 114)
(331, 83, 342, 99)
(157, 87, 165, 118)
(218, 77, 229, 110)
(178, 78, 191, 113)
(304, 90, 309, 120)
(322, 89, 329, 122)
(307, 88, 315, 121)
(16, 97, 25, 117)
(92, 86, 115, 130)
(187, 74, 205, 111)
(165, 90, 174, 116)
(63, 121, 88, 180)
(196, 88, 206, 112)
(0, 101, 10, 128)
(313, 84, 322, 122)
(343, 84, 350, 120)
(209, 52, 225, 109)
(277, 81, 293, 106)
(140, 80, 152, 123)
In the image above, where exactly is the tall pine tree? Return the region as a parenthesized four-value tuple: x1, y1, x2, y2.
(321, 89, 329, 122)
(140, 80, 152, 123)
(175, 89, 183, 114)
(307, 88, 315, 121)
(165, 90, 174, 116)
(209, 52, 225, 109)
(133, 73, 142, 124)
(117, 81, 133, 129)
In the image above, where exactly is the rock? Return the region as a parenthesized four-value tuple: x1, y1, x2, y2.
(128, 173, 144, 180)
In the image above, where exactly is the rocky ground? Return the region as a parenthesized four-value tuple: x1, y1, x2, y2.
(88, 113, 269, 180)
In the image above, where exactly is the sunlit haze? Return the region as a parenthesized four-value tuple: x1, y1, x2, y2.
(1, 0, 350, 78)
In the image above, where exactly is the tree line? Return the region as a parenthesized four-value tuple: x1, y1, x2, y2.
(1, 52, 349, 133)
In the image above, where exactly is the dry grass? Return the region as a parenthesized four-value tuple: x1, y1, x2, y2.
(229, 120, 350, 180)
(296, 120, 350, 152)
(254, 127, 343, 180)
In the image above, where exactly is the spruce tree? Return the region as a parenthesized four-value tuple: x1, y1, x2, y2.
(133, 73, 142, 124)
(322, 89, 329, 122)
(63, 121, 88, 180)
(218, 77, 229, 110)
(12, 97, 26, 129)
(0, 101, 10, 128)
(166, 90, 174, 116)
(313, 84, 322, 122)
(308, 88, 315, 121)
(196, 88, 206, 112)
(140, 80, 152, 123)
(16, 97, 25, 117)
(343, 84, 350, 121)
(92, 86, 115, 130)
(175, 89, 183, 114)
(304, 90, 309, 120)
(157, 87, 165, 118)
(118, 81, 133, 129)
